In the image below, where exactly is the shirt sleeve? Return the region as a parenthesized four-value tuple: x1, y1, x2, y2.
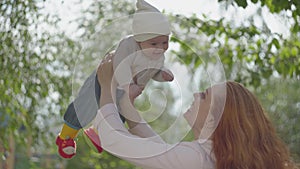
(128, 122, 165, 143)
(93, 104, 214, 169)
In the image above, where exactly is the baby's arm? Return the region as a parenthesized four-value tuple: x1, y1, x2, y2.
(113, 38, 135, 88)
(152, 67, 174, 82)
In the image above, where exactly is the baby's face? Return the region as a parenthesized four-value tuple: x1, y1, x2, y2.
(139, 35, 169, 59)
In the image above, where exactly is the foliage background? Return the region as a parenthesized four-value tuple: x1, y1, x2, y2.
(0, 0, 299, 168)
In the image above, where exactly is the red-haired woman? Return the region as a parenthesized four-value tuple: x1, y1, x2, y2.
(90, 54, 298, 169)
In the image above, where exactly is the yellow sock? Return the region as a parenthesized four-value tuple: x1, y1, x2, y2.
(59, 124, 79, 140)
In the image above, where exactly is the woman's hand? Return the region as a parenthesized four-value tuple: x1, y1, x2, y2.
(97, 53, 114, 87)
(97, 53, 116, 107)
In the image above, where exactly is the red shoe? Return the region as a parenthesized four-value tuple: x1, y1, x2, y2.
(56, 135, 76, 158)
(83, 128, 103, 153)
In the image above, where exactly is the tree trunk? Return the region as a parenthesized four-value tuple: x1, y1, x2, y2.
(6, 133, 15, 169)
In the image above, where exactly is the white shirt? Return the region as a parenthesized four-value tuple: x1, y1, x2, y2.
(93, 104, 216, 169)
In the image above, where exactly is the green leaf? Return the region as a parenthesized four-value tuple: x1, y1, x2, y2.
(236, 0, 248, 8)
(272, 38, 280, 49)
(291, 47, 298, 56)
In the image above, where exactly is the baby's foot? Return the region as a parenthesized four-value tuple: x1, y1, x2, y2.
(83, 127, 103, 153)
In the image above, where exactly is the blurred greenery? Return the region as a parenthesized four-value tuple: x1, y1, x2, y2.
(0, 0, 299, 168)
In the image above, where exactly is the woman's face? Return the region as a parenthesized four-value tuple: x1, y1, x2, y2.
(183, 88, 212, 139)
(139, 35, 169, 60)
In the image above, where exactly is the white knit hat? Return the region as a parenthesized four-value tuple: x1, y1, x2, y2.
(132, 0, 171, 42)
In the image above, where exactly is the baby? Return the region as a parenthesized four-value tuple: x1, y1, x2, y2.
(55, 0, 173, 158)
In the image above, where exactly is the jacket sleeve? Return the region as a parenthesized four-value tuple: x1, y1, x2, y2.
(152, 66, 174, 82)
(113, 39, 134, 87)
(152, 69, 165, 82)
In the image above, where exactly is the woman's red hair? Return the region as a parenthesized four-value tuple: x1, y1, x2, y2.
(212, 81, 297, 169)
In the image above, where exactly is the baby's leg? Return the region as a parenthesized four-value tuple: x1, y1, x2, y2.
(72, 71, 100, 127)
(59, 71, 100, 141)
(56, 71, 101, 158)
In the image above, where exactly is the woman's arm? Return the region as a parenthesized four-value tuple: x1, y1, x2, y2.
(118, 92, 165, 143)
(95, 56, 169, 161)
(94, 104, 209, 169)
(99, 54, 165, 142)
(94, 56, 210, 169)
(97, 56, 115, 107)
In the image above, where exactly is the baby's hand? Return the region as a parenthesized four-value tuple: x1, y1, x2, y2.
(128, 84, 143, 103)
(161, 69, 174, 81)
